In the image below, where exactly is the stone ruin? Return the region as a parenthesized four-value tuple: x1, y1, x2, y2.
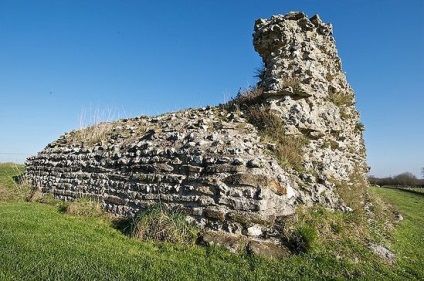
(25, 12, 367, 257)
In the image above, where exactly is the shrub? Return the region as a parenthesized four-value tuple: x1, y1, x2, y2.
(393, 172, 418, 187)
(130, 203, 198, 244)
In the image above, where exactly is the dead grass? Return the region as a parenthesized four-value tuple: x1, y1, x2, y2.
(244, 105, 307, 171)
(223, 87, 308, 171)
(282, 75, 302, 89)
(223, 86, 263, 112)
(327, 91, 354, 107)
(67, 106, 124, 145)
(131, 203, 198, 244)
(66, 197, 104, 217)
(327, 91, 354, 120)
(0, 163, 31, 202)
(334, 165, 368, 213)
(69, 122, 114, 145)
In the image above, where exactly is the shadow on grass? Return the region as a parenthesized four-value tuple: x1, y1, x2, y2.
(12, 174, 25, 184)
(111, 217, 133, 235)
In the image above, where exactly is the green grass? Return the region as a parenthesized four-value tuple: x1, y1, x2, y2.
(0, 202, 373, 281)
(0, 162, 28, 202)
(0, 163, 423, 280)
(372, 186, 424, 279)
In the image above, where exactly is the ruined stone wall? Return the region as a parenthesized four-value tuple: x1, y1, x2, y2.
(253, 12, 367, 206)
(25, 12, 367, 250)
(26, 107, 298, 241)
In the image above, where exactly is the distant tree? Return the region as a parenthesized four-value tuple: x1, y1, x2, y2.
(368, 175, 379, 185)
(367, 175, 396, 186)
(393, 172, 418, 187)
(422, 167, 424, 178)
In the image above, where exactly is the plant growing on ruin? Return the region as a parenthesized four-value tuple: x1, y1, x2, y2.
(332, 165, 368, 213)
(130, 203, 198, 244)
(67, 106, 124, 146)
(66, 197, 104, 217)
(326, 91, 355, 120)
(69, 122, 114, 145)
(355, 122, 365, 133)
(223, 86, 263, 112)
(327, 91, 354, 107)
(254, 62, 266, 82)
(326, 72, 335, 82)
(282, 75, 302, 90)
(244, 105, 307, 171)
(287, 223, 317, 253)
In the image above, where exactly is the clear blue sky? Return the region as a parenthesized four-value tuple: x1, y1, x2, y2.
(1, 0, 423, 178)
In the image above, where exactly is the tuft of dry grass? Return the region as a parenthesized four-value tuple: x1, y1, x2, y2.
(65, 197, 104, 217)
(223, 86, 307, 172)
(67, 106, 124, 145)
(131, 204, 198, 244)
(282, 75, 302, 89)
(327, 91, 354, 121)
(244, 105, 307, 171)
(334, 165, 368, 213)
(223, 86, 263, 112)
(0, 163, 31, 202)
(327, 92, 354, 107)
(69, 122, 114, 145)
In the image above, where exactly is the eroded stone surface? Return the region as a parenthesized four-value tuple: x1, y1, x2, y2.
(25, 11, 367, 255)
(253, 11, 367, 207)
(26, 107, 297, 240)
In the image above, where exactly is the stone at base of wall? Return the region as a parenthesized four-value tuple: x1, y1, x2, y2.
(198, 230, 290, 259)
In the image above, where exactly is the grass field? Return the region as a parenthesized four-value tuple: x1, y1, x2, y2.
(0, 163, 423, 280)
(372, 187, 424, 279)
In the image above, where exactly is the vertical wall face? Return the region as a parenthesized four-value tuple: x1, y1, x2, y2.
(254, 12, 339, 100)
(253, 12, 367, 205)
(25, 107, 299, 242)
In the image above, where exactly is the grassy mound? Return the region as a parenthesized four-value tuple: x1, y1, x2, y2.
(0, 163, 30, 202)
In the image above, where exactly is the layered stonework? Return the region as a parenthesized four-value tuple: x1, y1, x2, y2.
(26, 12, 367, 254)
(253, 12, 367, 207)
(27, 108, 297, 239)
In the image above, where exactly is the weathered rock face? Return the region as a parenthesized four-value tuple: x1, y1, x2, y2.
(25, 11, 367, 253)
(253, 12, 367, 206)
(27, 108, 298, 239)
